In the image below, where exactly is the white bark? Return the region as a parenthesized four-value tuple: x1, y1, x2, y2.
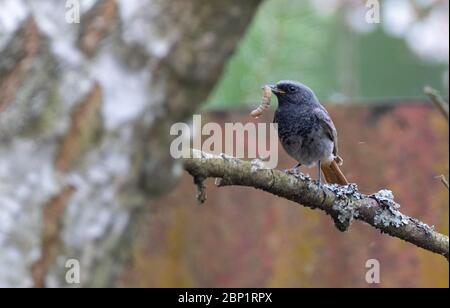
(0, 0, 261, 287)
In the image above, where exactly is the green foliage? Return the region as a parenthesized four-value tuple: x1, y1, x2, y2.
(206, 0, 335, 109)
(357, 29, 447, 99)
(205, 0, 447, 109)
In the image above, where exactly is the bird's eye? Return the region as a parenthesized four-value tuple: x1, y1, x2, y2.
(289, 86, 296, 92)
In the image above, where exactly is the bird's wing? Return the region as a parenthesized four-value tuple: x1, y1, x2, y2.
(313, 107, 338, 156)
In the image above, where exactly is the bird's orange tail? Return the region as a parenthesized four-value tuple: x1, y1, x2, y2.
(321, 158, 348, 185)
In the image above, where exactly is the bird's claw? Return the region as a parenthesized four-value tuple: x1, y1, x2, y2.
(284, 168, 300, 175)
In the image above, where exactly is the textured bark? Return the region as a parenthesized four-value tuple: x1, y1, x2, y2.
(0, 0, 261, 287)
(183, 150, 449, 260)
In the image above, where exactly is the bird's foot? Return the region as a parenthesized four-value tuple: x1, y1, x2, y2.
(284, 163, 301, 175)
(284, 168, 300, 175)
(316, 179, 323, 188)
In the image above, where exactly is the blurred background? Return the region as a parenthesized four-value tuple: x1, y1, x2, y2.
(207, 0, 448, 107)
(0, 0, 448, 288)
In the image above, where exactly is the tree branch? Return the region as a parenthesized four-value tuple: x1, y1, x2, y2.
(424, 86, 449, 121)
(183, 149, 449, 260)
(436, 175, 449, 190)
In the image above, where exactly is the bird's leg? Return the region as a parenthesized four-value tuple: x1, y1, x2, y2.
(318, 161, 322, 186)
(293, 162, 301, 170)
(284, 163, 301, 174)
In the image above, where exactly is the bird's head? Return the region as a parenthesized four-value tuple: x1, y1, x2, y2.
(269, 80, 316, 106)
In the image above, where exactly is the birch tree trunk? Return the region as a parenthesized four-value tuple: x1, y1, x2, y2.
(0, 0, 261, 287)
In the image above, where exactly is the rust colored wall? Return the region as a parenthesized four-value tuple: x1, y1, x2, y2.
(121, 102, 449, 288)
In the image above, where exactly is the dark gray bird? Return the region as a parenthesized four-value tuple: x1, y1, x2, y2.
(271, 80, 348, 185)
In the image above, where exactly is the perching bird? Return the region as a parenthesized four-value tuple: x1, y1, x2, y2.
(271, 80, 348, 185)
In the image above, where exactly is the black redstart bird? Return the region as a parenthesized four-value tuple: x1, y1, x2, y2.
(271, 80, 348, 185)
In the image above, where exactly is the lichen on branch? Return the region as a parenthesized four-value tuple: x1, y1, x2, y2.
(183, 149, 449, 260)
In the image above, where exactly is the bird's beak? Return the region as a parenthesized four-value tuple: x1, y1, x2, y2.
(267, 84, 285, 95)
